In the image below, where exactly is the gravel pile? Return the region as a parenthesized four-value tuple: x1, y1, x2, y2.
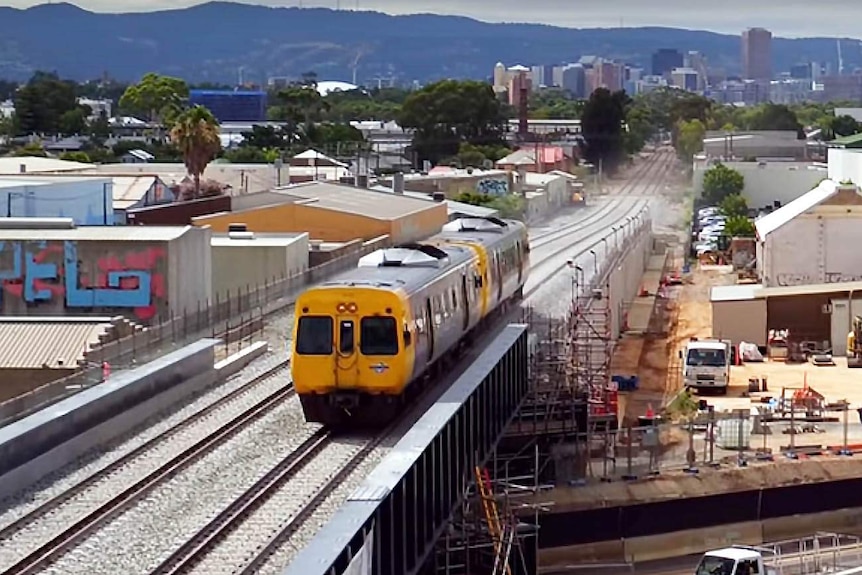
(41, 395, 317, 575)
(0, 352, 291, 572)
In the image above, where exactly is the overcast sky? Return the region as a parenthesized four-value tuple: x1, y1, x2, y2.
(2, 0, 860, 39)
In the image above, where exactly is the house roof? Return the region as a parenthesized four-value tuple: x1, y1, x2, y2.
(0, 156, 94, 174)
(0, 317, 113, 369)
(828, 133, 862, 148)
(112, 176, 163, 210)
(272, 181, 443, 220)
(0, 224, 194, 242)
(125, 149, 155, 161)
(754, 179, 837, 239)
(292, 149, 348, 167)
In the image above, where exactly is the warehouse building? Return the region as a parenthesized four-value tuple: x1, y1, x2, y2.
(755, 180, 862, 288)
(0, 219, 212, 324)
(191, 181, 448, 244)
(0, 316, 115, 400)
(711, 281, 862, 355)
(211, 228, 309, 300)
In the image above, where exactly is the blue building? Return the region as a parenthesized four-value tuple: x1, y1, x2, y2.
(189, 90, 268, 123)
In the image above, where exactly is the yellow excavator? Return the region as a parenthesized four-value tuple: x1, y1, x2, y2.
(849, 315, 862, 368)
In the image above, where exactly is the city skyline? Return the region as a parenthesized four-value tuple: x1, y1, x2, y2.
(1, 0, 861, 39)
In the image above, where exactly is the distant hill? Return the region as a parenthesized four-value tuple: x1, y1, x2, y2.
(0, 2, 858, 84)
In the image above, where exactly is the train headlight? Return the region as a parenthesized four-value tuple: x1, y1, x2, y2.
(347, 303, 358, 313)
(337, 303, 348, 313)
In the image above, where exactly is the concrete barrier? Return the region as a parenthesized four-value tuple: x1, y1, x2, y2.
(0, 339, 218, 500)
(215, 341, 269, 380)
(761, 508, 862, 542)
(540, 540, 626, 564)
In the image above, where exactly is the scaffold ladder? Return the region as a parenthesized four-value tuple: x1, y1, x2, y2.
(474, 466, 513, 575)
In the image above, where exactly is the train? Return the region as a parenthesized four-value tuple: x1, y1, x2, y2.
(291, 216, 530, 427)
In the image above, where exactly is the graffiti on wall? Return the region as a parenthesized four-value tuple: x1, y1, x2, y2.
(0, 240, 167, 321)
(775, 272, 862, 287)
(476, 179, 508, 196)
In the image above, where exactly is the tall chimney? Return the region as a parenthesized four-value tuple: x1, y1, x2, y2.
(518, 85, 529, 137)
(393, 171, 405, 195)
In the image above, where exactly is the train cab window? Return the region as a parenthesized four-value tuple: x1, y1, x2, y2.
(339, 320, 355, 354)
(360, 317, 399, 355)
(296, 316, 333, 355)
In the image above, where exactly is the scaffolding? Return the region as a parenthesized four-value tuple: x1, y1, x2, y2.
(434, 460, 541, 575)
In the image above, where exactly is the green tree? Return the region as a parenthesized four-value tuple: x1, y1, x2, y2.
(675, 119, 706, 162)
(169, 105, 221, 198)
(399, 80, 507, 165)
(748, 103, 803, 136)
(13, 71, 80, 135)
(719, 193, 748, 218)
(13, 141, 47, 157)
(119, 73, 189, 124)
(529, 89, 584, 119)
(724, 215, 755, 237)
(702, 163, 744, 204)
(831, 115, 860, 138)
(60, 151, 92, 163)
(579, 88, 628, 173)
(240, 125, 289, 149)
(624, 102, 653, 154)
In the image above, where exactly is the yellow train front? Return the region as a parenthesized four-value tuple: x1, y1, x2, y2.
(291, 217, 529, 427)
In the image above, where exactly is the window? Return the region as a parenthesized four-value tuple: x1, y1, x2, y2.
(360, 316, 399, 355)
(296, 316, 333, 355)
(694, 556, 735, 575)
(686, 348, 727, 367)
(339, 320, 355, 354)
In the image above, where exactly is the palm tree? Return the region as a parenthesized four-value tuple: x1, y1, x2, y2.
(170, 105, 221, 198)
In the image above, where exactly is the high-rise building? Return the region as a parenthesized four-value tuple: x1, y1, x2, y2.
(652, 49, 684, 77)
(531, 65, 554, 88)
(553, 64, 586, 98)
(493, 62, 508, 94)
(507, 65, 532, 107)
(741, 28, 773, 81)
(671, 68, 700, 92)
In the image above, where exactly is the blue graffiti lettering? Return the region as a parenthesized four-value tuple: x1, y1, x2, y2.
(476, 179, 508, 196)
(23, 252, 57, 302)
(0, 241, 23, 305)
(63, 242, 152, 308)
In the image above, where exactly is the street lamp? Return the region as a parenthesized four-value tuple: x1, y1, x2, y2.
(589, 249, 598, 275)
(601, 236, 609, 257)
(611, 226, 620, 248)
(575, 265, 584, 298)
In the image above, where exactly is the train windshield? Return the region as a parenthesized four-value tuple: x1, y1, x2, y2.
(296, 316, 333, 355)
(360, 317, 399, 356)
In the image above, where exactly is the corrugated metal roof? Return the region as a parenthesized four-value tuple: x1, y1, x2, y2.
(0, 225, 193, 242)
(829, 133, 862, 148)
(754, 179, 837, 239)
(0, 318, 113, 369)
(112, 176, 159, 210)
(365, 184, 498, 218)
(272, 181, 442, 220)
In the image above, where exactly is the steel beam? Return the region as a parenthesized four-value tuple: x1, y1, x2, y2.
(282, 324, 529, 575)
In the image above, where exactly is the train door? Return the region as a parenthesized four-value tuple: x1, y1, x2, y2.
(495, 252, 503, 303)
(460, 275, 470, 330)
(334, 314, 359, 388)
(515, 241, 523, 284)
(425, 298, 435, 362)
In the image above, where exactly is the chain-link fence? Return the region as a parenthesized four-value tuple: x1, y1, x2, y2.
(0, 235, 390, 425)
(557, 405, 862, 484)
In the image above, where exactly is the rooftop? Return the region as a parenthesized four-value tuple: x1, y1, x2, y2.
(0, 317, 114, 369)
(0, 222, 196, 242)
(0, 157, 96, 174)
(712, 280, 862, 302)
(828, 133, 862, 148)
(710, 284, 763, 302)
(272, 181, 441, 220)
(754, 178, 837, 239)
(211, 232, 308, 248)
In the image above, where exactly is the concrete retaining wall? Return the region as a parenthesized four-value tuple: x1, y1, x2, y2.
(0, 339, 229, 500)
(606, 226, 652, 341)
(541, 508, 862, 568)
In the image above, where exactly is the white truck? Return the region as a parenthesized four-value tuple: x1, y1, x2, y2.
(695, 534, 862, 575)
(680, 338, 732, 395)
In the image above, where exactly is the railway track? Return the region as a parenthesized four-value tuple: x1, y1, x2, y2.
(528, 150, 669, 249)
(524, 151, 673, 299)
(150, 418, 397, 575)
(0, 361, 294, 574)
